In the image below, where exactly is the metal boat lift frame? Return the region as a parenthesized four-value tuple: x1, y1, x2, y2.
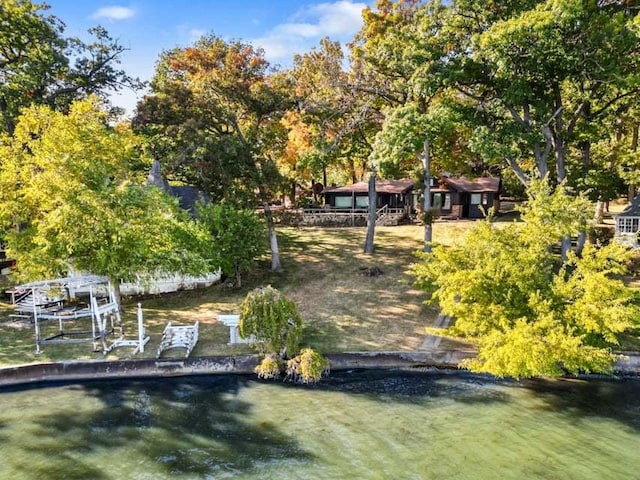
(9, 276, 147, 354)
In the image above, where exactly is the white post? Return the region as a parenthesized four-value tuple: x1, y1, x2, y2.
(137, 303, 145, 353)
(422, 139, 433, 253)
(90, 285, 98, 350)
(33, 287, 41, 354)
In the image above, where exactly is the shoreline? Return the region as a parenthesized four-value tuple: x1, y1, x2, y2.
(1, 349, 639, 388)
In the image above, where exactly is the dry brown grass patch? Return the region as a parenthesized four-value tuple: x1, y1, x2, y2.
(0, 224, 473, 365)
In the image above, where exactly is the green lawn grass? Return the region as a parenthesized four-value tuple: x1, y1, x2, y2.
(0, 220, 637, 367)
(0, 223, 479, 366)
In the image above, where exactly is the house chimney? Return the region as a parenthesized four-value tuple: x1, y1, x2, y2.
(146, 159, 171, 193)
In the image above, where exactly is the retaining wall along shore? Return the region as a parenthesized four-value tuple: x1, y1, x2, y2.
(0, 350, 638, 387)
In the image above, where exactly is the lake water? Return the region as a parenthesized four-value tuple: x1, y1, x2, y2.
(0, 369, 638, 479)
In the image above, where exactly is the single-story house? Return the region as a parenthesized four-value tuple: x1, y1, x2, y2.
(431, 176, 501, 219)
(321, 176, 501, 219)
(614, 195, 640, 248)
(322, 179, 416, 212)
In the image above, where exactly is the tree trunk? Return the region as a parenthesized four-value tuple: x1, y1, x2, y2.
(108, 277, 123, 311)
(594, 200, 605, 224)
(580, 141, 591, 174)
(290, 181, 296, 207)
(630, 122, 639, 200)
(552, 87, 567, 183)
(234, 258, 242, 288)
(350, 158, 357, 184)
(575, 231, 586, 257)
(364, 170, 377, 254)
(257, 182, 282, 272)
(312, 177, 317, 203)
(422, 139, 432, 253)
(291, 162, 297, 207)
(561, 235, 572, 263)
(264, 203, 282, 271)
(0, 96, 15, 137)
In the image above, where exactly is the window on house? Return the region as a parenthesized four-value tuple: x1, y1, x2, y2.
(443, 193, 451, 209)
(618, 217, 640, 233)
(470, 193, 481, 205)
(334, 196, 352, 208)
(355, 196, 369, 208)
(433, 193, 451, 210)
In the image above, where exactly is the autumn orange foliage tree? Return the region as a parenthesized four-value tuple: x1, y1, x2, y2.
(135, 34, 292, 270)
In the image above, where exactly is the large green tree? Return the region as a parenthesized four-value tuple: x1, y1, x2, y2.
(0, 98, 214, 301)
(134, 34, 291, 271)
(353, 1, 640, 193)
(198, 202, 266, 288)
(0, 0, 141, 136)
(412, 181, 638, 378)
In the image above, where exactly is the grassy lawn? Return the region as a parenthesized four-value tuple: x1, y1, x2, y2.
(0, 218, 638, 367)
(0, 223, 478, 367)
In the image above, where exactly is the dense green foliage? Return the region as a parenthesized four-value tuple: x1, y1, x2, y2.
(0, 98, 214, 286)
(412, 182, 639, 378)
(0, 0, 141, 136)
(353, 0, 640, 200)
(239, 286, 303, 357)
(0, 0, 637, 379)
(134, 35, 290, 203)
(198, 203, 266, 287)
(134, 34, 288, 270)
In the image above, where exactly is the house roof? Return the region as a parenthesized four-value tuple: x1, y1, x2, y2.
(438, 176, 501, 193)
(616, 195, 640, 217)
(322, 179, 414, 195)
(146, 159, 209, 213)
(171, 186, 209, 213)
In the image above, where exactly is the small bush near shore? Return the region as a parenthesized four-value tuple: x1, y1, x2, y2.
(255, 353, 283, 380)
(286, 348, 329, 384)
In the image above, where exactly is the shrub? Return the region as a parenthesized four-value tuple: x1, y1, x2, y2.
(285, 348, 329, 384)
(239, 285, 302, 357)
(198, 202, 266, 288)
(255, 353, 283, 380)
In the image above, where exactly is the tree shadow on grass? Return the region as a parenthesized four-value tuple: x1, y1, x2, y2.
(1, 376, 313, 478)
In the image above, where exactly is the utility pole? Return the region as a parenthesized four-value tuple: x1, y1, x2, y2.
(364, 167, 377, 254)
(422, 139, 432, 253)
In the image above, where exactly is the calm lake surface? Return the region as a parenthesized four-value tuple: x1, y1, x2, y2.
(0, 369, 638, 479)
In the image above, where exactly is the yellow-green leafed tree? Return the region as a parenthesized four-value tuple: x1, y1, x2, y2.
(0, 98, 215, 297)
(239, 286, 302, 358)
(412, 180, 639, 378)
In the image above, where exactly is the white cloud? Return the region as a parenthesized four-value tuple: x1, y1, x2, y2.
(91, 6, 135, 21)
(289, 1, 368, 37)
(252, 0, 368, 63)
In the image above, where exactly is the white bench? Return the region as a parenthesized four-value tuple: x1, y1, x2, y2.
(218, 314, 254, 344)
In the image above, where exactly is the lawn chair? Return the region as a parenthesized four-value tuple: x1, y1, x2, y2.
(156, 321, 199, 358)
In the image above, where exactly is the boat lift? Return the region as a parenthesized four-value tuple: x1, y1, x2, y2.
(8, 275, 148, 354)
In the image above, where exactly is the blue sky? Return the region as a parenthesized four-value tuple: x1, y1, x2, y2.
(43, 0, 371, 114)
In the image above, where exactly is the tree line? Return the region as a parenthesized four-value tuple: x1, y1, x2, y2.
(0, 0, 639, 377)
